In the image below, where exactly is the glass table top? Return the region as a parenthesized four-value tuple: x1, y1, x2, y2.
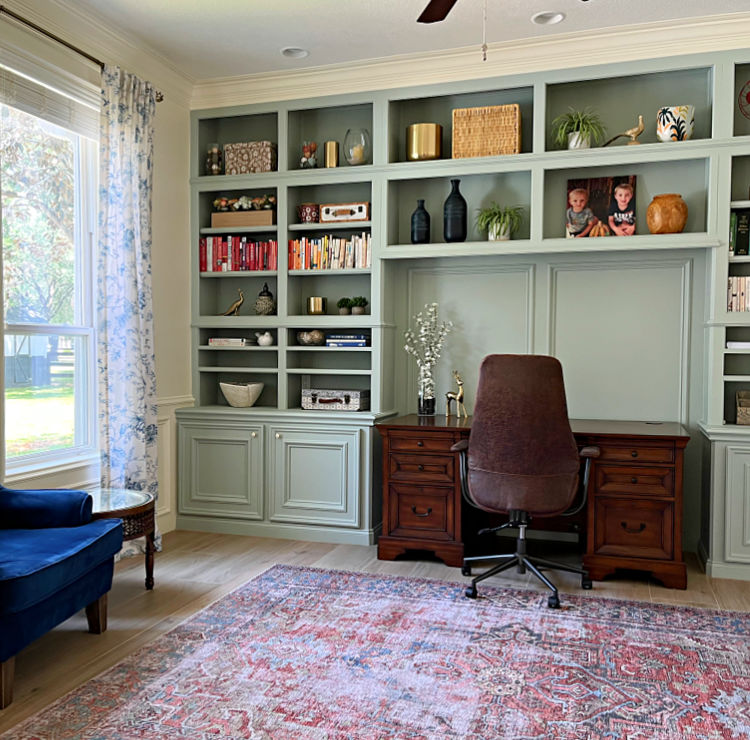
(89, 487, 154, 514)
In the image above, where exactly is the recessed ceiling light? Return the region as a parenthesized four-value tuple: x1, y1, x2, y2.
(531, 11, 565, 25)
(281, 47, 309, 59)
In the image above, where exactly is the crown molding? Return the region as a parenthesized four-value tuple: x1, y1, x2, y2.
(3, 0, 194, 108)
(191, 14, 750, 109)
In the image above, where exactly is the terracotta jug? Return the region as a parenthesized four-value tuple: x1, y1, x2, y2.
(646, 193, 688, 234)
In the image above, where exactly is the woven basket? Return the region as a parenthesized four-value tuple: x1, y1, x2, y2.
(737, 390, 750, 425)
(452, 104, 521, 159)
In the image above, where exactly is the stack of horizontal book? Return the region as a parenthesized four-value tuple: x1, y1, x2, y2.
(325, 333, 368, 347)
(208, 337, 252, 346)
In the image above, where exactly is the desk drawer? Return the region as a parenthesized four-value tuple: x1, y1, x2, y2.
(596, 444, 674, 464)
(389, 453, 454, 483)
(388, 484, 453, 540)
(594, 465, 674, 497)
(593, 498, 673, 560)
(389, 432, 456, 454)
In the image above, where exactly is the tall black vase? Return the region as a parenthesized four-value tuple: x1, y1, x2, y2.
(410, 199, 430, 244)
(443, 178, 467, 243)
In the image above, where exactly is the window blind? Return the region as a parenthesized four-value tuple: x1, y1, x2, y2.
(0, 62, 99, 141)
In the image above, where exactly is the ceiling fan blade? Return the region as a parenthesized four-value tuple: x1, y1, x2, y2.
(417, 0, 459, 23)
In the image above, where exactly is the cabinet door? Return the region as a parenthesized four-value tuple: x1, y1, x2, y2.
(269, 425, 360, 527)
(178, 421, 264, 519)
(725, 446, 750, 563)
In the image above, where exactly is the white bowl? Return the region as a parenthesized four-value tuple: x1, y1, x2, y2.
(220, 382, 264, 408)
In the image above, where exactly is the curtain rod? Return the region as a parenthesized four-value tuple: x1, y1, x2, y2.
(0, 5, 164, 102)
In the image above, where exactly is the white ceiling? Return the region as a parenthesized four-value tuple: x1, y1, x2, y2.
(62, 0, 750, 81)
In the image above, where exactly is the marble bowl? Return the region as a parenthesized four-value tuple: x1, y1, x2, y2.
(220, 382, 264, 408)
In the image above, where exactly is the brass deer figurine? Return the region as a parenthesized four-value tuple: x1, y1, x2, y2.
(445, 370, 468, 418)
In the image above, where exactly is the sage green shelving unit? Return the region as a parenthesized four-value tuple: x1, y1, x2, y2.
(177, 50, 750, 577)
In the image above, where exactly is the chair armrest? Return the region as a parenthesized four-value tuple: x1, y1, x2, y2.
(579, 446, 600, 459)
(0, 486, 92, 529)
(451, 439, 469, 453)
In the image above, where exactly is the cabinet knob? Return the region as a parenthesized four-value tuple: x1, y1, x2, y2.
(631, 450, 638, 458)
(417, 464, 425, 471)
(417, 440, 424, 447)
(275, 433, 281, 439)
(631, 477, 637, 484)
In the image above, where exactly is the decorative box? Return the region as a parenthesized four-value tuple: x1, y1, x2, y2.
(224, 141, 277, 174)
(737, 391, 750, 425)
(320, 202, 370, 223)
(452, 104, 521, 158)
(211, 210, 276, 228)
(301, 389, 370, 411)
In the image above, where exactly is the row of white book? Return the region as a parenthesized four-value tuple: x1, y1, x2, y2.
(727, 276, 750, 312)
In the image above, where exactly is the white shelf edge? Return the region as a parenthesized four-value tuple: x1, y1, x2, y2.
(286, 369, 371, 375)
(728, 256, 750, 263)
(287, 269, 371, 276)
(288, 222, 371, 231)
(287, 346, 372, 352)
(199, 345, 278, 350)
(722, 375, 750, 382)
(198, 367, 279, 373)
(200, 271, 278, 277)
(730, 200, 750, 208)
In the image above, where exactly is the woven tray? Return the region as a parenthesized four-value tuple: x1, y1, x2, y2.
(452, 104, 521, 158)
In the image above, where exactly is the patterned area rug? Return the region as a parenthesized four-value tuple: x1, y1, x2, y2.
(4, 565, 749, 739)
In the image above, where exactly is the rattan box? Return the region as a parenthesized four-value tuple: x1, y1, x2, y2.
(737, 390, 750, 425)
(452, 104, 521, 158)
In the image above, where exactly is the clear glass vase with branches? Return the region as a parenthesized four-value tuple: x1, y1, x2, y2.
(404, 302, 453, 415)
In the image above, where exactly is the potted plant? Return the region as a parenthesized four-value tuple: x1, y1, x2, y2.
(351, 296, 368, 315)
(552, 107, 606, 150)
(476, 203, 524, 241)
(336, 297, 352, 315)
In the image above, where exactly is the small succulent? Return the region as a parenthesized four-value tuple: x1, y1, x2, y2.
(336, 297, 352, 309)
(351, 296, 368, 308)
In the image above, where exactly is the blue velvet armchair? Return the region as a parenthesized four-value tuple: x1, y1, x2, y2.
(0, 485, 123, 708)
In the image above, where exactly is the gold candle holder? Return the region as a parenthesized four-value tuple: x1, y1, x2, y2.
(306, 296, 328, 315)
(324, 141, 339, 168)
(406, 123, 442, 161)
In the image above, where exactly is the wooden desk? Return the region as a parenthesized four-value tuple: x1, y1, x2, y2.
(376, 415, 690, 589)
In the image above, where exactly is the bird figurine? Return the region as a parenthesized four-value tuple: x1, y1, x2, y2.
(603, 115, 644, 147)
(222, 289, 244, 316)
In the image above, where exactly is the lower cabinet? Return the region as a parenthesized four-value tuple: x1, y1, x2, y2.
(176, 407, 387, 545)
(700, 428, 750, 580)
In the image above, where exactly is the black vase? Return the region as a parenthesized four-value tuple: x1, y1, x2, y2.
(410, 199, 430, 244)
(443, 179, 467, 243)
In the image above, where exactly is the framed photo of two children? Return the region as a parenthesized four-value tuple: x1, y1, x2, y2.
(565, 175, 637, 238)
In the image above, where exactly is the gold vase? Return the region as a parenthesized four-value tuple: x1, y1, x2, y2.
(646, 193, 688, 234)
(406, 123, 442, 161)
(306, 296, 327, 315)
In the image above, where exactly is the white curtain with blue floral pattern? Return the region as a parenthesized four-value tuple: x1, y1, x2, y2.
(98, 65, 159, 555)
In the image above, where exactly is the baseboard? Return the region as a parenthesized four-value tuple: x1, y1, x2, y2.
(704, 558, 750, 582)
(175, 515, 379, 546)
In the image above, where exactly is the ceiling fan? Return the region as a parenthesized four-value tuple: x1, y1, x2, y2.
(417, 0, 459, 23)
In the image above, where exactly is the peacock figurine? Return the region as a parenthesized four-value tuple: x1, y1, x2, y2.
(222, 289, 244, 316)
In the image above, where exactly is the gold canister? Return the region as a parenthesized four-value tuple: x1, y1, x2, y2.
(324, 141, 339, 167)
(406, 123, 442, 161)
(306, 296, 328, 315)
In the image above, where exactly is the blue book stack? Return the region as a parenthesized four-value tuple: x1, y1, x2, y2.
(326, 333, 368, 347)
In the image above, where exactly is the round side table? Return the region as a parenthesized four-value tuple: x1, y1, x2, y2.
(89, 488, 156, 589)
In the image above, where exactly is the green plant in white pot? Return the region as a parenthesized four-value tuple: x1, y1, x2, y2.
(476, 203, 524, 241)
(552, 107, 606, 150)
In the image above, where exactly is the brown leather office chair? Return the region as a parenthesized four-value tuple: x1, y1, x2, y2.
(452, 354, 600, 608)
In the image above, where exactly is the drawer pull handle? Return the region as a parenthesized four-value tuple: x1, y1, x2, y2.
(418, 464, 425, 471)
(630, 477, 638, 484)
(631, 451, 638, 458)
(411, 506, 432, 517)
(417, 441, 424, 447)
(621, 521, 646, 534)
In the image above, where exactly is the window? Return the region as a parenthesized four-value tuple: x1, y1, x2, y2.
(0, 64, 99, 473)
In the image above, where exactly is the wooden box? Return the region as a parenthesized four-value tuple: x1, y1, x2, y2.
(452, 104, 521, 158)
(320, 202, 370, 223)
(737, 391, 750, 425)
(211, 210, 276, 228)
(224, 141, 277, 174)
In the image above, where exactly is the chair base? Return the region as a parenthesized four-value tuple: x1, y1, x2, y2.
(462, 516, 592, 608)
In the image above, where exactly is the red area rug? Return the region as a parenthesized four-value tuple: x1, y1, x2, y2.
(4, 565, 749, 739)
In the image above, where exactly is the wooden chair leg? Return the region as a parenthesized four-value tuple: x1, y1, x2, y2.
(85, 593, 108, 634)
(1, 656, 14, 709)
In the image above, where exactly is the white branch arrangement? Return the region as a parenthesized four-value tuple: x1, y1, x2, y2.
(404, 302, 453, 400)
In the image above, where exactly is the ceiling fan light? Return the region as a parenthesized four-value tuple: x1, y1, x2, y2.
(531, 11, 566, 25)
(281, 47, 309, 59)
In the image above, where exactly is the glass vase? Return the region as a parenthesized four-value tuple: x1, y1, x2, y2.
(344, 128, 371, 166)
(417, 366, 436, 416)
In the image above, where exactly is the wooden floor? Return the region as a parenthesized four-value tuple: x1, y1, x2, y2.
(2, 530, 749, 733)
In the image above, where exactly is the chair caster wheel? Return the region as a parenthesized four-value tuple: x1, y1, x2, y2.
(465, 585, 477, 599)
(461, 565, 472, 577)
(582, 577, 593, 590)
(547, 594, 560, 609)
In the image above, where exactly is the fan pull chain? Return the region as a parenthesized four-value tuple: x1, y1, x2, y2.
(481, 0, 488, 61)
